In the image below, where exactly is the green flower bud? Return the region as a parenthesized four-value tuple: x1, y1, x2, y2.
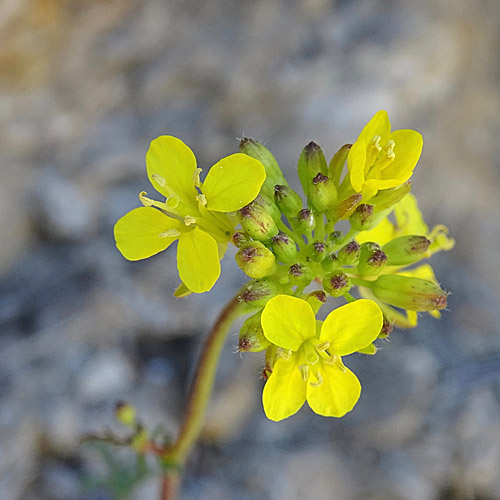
(321, 251, 339, 273)
(271, 232, 298, 263)
(239, 277, 283, 308)
(349, 204, 375, 231)
(239, 137, 288, 198)
(253, 194, 282, 224)
(296, 208, 316, 236)
(328, 144, 352, 187)
(357, 242, 388, 276)
(309, 173, 338, 213)
(337, 240, 360, 266)
(328, 230, 343, 245)
(298, 141, 328, 197)
(306, 290, 327, 314)
(115, 401, 136, 426)
(383, 235, 431, 266)
(333, 193, 363, 219)
(231, 231, 251, 248)
(371, 182, 412, 213)
(238, 200, 279, 242)
(323, 271, 351, 297)
(238, 311, 271, 353)
(288, 262, 313, 286)
(307, 241, 327, 262)
(235, 242, 277, 279)
(368, 274, 448, 311)
(274, 185, 303, 218)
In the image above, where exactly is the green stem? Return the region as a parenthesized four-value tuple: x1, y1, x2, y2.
(160, 288, 246, 497)
(277, 219, 305, 252)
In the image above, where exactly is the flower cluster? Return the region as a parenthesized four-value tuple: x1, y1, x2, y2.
(114, 111, 453, 422)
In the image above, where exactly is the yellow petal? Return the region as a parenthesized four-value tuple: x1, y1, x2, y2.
(320, 299, 383, 356)
(306, 362, 361, 417)
(177, 227, 220, 293)
(146, 135, 198, 202)
(357, 110, 391, 144)
(173, 282, 192, 298)
(347, 139, 367, 192)
(261, 295, 316, 351)
(202, 153, 266, 212)
(394, 193, 428, 235)
(262, 356, 307, 421)
(114, 207, 182, 261)
(380, 130, 423, 183)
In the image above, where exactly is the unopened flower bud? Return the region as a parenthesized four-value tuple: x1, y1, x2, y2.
(271, 232, 298, 263)
(235, 242, 277, 279)
(239, 137, 287, 198)
(309, 173, 338, 212)
(253, 194, 282, 224)
(238, 311, 271, 353)
(379, 315, 394, 338)
(239, 277, 283, 308)
(337, 240, 360, 266)
(306, 290, 327, 314)
(333, 193, 363, 219)
(357, 242, 388, 276)
(308, 241, 327, 262)
(115, 401, 136, 426)
(231, 231, 251, 248)
(328, 144, 352, 187)
(369, 274, 448, 311)
(371, 182, 412, 213)
(349, 204, 375, 231)
(382, 235, 431, 266)
(298, 141, 328, 197)
(238, 200, 279, 242)
(288, 262, 313, 286)
(321, 251, 339, 273)
(328, 230, 343, 245)
(323, 271, 351, 297)
(296, 208, 316, 236)
(274, 185, 303, 218)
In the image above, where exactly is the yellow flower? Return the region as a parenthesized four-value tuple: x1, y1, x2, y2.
(357, 193, 455, 257)
(114, 136, 266, 293)
(260, 295, 383, 421)
(347, 111, 423, 200)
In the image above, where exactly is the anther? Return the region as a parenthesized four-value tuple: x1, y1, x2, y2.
(309, 370, 323, 388)
(299, 364, 309, 382)
(151, 173, 166, 188)
(159, 229, 181, 238)
(139, 191, 154, 207)
(196, 193, 207, 207)
(184, 215, 196, 226)
(278, 348, 292, 361)
(315, 341, 330, 353)
(193, 168, 203, 188)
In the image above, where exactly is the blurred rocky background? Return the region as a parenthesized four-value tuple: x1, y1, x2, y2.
(1, 0, 500, 498)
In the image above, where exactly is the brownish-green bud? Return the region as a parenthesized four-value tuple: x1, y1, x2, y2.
(368, 274, 448, 311)
(238, 311, 271, 353)
(274, 185, 303, 218)
(349, 204, 375, 231)
(323, 271, 351, 297)
(333, 193, 363, 219)
(337, 240, 361, 266)
(239, 277, 283, 308)
(253, 194, 282, 224)
(378, 315, 394, 339)
(329, 144, 352, 187)
(235, 242, 277, 279)
(371, 182, 412, 213)
(271, 232, 298, 263)
(239, 137, 287, 198)
(357, 242, 388, 276)
(298, 141, 328, 197)
(309, 173, 338, 212)
(115, 401, 136, 426)
(328, 230, 343, 245)
(382, 235, 431, 266)
(321, 251, 339, 273)
(231, 231, 251, 248)
(296, 208, 316, 236)
(238, 200, 279, 242)
(306, 290, 327, 314)
(288, 262, 313, 286)
(308, 241, 327, 262)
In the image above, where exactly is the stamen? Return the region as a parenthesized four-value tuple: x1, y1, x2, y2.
(299, 364, 309, 382)
(278, 348, 292, 361)
(376, 140, 396, 171)
(159, 229, 181, 238)
(184, 215, 197, 226)
(315, 341, 330, 353)
(196, 193, 207, 207)
(366, 135, 382, 167)
(323, 354, 338, 365)
(385, 139, 395, 159)
(193, 168, 203, 188)
(309, 370, 323, 388)
(151, 173, 166, 188)
(139, 191, 154, 207)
